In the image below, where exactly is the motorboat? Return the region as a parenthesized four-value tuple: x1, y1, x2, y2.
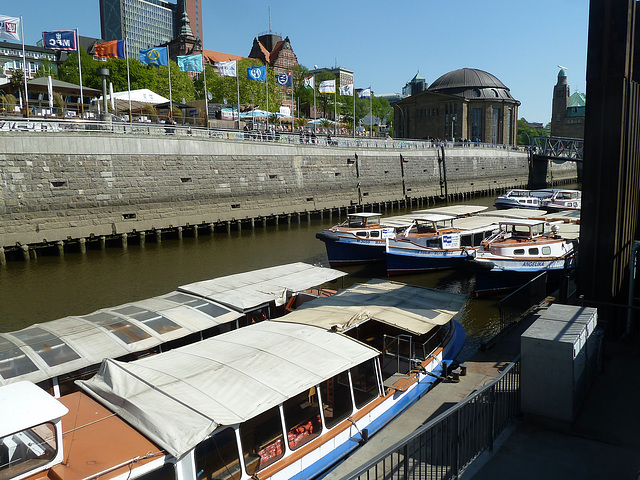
(0, 263, 346, 396)
(316, 206, 488, 267)
(493, 189, 553, 210)
(385, 214, 498, 275)
(2, 280, 466, 480)
(466, 219, 576, 295)
(541, 189, 581, 211)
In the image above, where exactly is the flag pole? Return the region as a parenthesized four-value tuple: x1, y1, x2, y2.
(20, 16, 28, 118)
(167, 55, 173, 118)
(265, 65, 269, 132)
(369, 88, 372, 138)
(125, 39, 132, 123)
(235, 60, 240, 130)
(313, 73, 316, 133)
(76, 28, 84, 119)
(202, 55, 209, 127)
(352, 74, 356, 138)
(291, 71, 294, 134)
(334, 76, 337, 136)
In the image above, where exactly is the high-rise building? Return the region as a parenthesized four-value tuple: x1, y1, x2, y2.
(99, 0, 203, 59)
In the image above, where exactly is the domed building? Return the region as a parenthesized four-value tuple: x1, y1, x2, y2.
(394, 68, 520, 144)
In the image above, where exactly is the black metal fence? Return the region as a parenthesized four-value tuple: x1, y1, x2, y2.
(497, 272, 548, 332)
(342, 358, 521, 480)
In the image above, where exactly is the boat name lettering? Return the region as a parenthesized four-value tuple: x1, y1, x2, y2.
(522, 261, 545, 267)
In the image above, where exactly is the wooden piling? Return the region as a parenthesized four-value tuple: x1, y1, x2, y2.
(79, 238, 86, 254)
(121, 233, 128, 249)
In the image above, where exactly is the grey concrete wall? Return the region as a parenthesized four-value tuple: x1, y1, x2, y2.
(0, 133, 575, 247)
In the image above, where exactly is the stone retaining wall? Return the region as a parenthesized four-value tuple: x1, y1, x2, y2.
(0, 133, 577, 247)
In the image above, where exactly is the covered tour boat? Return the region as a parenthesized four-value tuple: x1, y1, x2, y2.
(541, 189, 581, 211)
(385, 214, 499, 276)
(493, 189, 553, 210)
(466, 219, 576, 295)
(316, 206, 487, 267)
(1, 280, 466, 480)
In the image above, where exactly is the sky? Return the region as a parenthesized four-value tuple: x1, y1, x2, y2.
(12, 0, 589, 124)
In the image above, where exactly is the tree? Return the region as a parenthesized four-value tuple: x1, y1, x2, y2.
(58, 47, 100, 89)
(35, 59, 56, 79)
(155, 61, 195, 102)
(517, 118, 549, 145)
(372, 96, 392, 126)
(101, 58, 158, 92)
(9, 68, 24, 92)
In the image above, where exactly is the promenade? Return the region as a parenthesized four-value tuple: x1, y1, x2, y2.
(322, 302, 640, 479)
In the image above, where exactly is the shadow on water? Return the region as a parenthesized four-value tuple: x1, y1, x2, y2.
(0, 191, 550, 361)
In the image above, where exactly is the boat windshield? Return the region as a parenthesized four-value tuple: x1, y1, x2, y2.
(0, 422, 57, 480)
(410, 220, 437, 234)
(348, 215, 380, 228)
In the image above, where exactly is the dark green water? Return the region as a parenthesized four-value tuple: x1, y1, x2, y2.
(0, 194, 505, 361)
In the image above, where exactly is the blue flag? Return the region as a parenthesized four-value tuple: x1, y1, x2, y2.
(177, 54, 203, 72)
(275, 72, 292, 86)
(247, 66, 266, 81)
(358, 87, 372, 99)
(42, 30, 77, 51)
(140, 46, 168, 66)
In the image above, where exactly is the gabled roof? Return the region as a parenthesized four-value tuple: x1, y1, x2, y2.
(568, 91, 586, 107)
(203, 50, 245, 65)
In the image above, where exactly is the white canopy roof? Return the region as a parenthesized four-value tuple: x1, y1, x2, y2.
(275, 279, 466, 335)
(178, 262, 346, 311)
(0, 381, 68, 437)
(77, 321, 378, 459)
(0, 293, 241, 387)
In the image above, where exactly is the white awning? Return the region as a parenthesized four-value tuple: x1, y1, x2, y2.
(178, 262, 346, 311)
(274, 279, 466, 335)
(77, 321, 378, 459)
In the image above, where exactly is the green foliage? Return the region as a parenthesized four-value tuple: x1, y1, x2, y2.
(35, 59, 56, 79)
(58, 47, 101, 89)
(372, 96, 392, 125)
(155, 61, 196, 102)
(517, 118, 549, 145)
(9, 68, 24, 91)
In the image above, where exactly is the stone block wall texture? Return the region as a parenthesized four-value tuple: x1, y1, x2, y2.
(0, 133, 576, 246)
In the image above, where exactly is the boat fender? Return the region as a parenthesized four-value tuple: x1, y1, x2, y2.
(315, 232, 338, 242)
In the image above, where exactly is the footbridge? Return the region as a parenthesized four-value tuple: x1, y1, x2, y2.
(529, 136, 583, 188)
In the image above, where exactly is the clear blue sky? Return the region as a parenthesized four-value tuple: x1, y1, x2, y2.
(13, 0, 588, 124)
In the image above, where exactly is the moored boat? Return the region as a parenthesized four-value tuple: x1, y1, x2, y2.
(466, 219, 576, 295)
(493, 189, 553, 209)
(0, 263, 345, 396)
(385, 214, 498, 276)
(541, 189, 581, 211)
(316, 206, 488, 267)
(2, 280, 466, 480)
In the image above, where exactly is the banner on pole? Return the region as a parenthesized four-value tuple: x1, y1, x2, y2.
(275, 72, 292, 86)
(177, 54, 203, 72)
(339, 83, 353, 96)
(319, 79, 335, 94)
(0, 15, 20, 41)
(47, 75, 53, 109)
(358, 87, 372, 99)
(304, 76, 314, 89)
(140, 46, 168, 66)
(247, 65, 266, 81)
(215, 60, 237, 77)
(42, 30, 76, 50)
(95, 39, 125, 59)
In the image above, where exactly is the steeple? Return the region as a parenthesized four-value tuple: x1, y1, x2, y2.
(179, 2, 194, 38)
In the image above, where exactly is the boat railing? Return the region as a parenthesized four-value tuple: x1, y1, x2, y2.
(341, 356, 521, 480)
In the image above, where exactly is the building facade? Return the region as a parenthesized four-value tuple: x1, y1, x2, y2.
(394, 68, 520, 145)
(0, 42, 57, 86)
(402, 71, 427, 96)
(100, 0, 203, 59)
(551, 68, 585, 139)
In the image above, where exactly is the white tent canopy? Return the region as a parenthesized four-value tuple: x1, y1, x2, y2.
(78, 321, 378, 458)
(276, 279, 466, 335)
(96, 88, 169, 112)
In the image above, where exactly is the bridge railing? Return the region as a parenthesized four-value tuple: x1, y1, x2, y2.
(532, 136, 584, 161)
(0, 117, 529, 152)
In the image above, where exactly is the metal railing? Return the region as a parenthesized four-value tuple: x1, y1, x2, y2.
(532, 136, 584, 161)
(0, 117, 529, 153)
(342, 357, 521, 480)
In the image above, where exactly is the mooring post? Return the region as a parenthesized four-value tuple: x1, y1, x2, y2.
(287, 214, 291, 226)
(193, 225, 198, 238)
(0, 247, 5, 266)
(250, 218, 255, 229)
(121, 233, 128, 249)
(56, 241, 64, 257)
(177, 226, 183, 240)
(236, 220, 242, 232)
(155, 229, 162, 243)
(138, 232, 145, 246)
(78, 238, 86, 254)
(21, 245, 30, 262)
(99, 236, 106, 250)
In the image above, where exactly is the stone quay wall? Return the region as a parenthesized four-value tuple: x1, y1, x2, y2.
(0, 133, 577, 248)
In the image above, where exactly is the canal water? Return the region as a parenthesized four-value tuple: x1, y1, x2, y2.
(0, 194, 510, 362)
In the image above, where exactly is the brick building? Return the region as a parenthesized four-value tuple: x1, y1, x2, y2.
(551, 68, 585, 139)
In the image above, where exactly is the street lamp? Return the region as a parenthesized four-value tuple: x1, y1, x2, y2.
(393, 103, 404, 138)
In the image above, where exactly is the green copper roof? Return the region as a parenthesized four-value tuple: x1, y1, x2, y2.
(568, 92, 586, 107)
(558, 68, 567, 78)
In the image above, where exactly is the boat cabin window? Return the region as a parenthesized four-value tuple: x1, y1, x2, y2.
(350, 359, 380, 408)
(114, 307, 182, 335)
(508, 225, 530, 237)
(542, 246, 551, 255)
(412, 221, 436, 234)
(531, 224, 545, 236)
(348, 215, 379, 228)
(240, 407, 284, 474)
(370, 231, 380, 238)
(82, 312, 152, 344)
(528, 248, 539, 255)
(319, 371, 353, 429)
(514, 249, 525, 255)
(283, 388, 322, 450)
(355, 232, 367, 237)
(0, 338, 39, 380)
(195, 428, 241, 480)
(134, 463, 176, 480)
(0, 422, 57, 480)
(426, 238, 442, 248)
(12, 328, 80, 367)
